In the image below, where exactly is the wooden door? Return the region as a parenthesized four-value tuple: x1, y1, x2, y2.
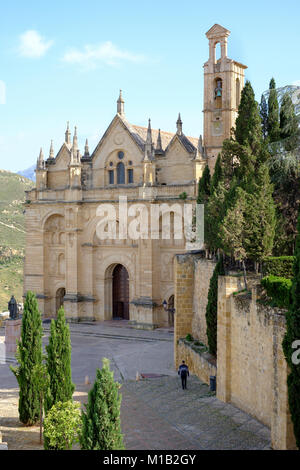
(112, 265, 129, 319)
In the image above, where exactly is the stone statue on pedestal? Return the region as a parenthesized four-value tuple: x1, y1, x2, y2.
(8, 295, 19, 320)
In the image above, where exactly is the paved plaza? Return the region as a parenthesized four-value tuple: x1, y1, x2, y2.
(0, 321, 271, 450)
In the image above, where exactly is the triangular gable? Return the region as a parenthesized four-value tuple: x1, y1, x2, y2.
(49, 142, 71, 170)
(165, 134, 196, 157)
(90, 114, 145, 160)
(206, 24, 230, 39)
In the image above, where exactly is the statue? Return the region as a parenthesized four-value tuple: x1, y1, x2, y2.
(215, 80, 222, 99)
(8, 295, 19, 320)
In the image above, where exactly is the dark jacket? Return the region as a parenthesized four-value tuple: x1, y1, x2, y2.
(178, 364, 189, 377)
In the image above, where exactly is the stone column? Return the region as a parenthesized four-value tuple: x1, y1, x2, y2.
(174, 254, 195, 368)
(216, 275, 239, 403)
(5, 319, 22, 356)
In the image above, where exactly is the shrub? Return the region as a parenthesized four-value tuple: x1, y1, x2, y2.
(80, 358, 124, 450)
(43, 401, 81, 450)
(45, 306, 75, 414)
(185, 334, 193, 342)
(262, 256, 295, 279)
(261, 275, 292, 309)
(10, 291, 43, 425)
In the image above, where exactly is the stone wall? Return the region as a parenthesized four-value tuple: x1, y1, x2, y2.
(174, 253, 297, 450)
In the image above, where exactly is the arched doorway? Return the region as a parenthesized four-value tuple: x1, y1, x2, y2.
(56, 287, 65, 314)
(168, 295, 175, 327)
(112, 264, 129, 319)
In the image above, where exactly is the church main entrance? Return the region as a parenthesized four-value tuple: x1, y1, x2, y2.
(112, 264, 129, 319)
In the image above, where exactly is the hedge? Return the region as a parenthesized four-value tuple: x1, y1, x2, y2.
(262, 256, 295, 279)
(261, 275, 292, 309)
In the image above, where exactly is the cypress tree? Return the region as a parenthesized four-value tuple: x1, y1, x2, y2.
(243, 164, 276, 263)
(268, 78, 280, 143)
(197, 165, 211, 204)
(45, 306, 75, 413)
(235, 80, 262, 154)
(280, 92, 299, 152)
(10, 291, 43, 425)
(80, 358, 124, 450)
(210, 154, 223, 192)
(205, 256, 225, 356)
(260, 94, 268, 140)
(282, 207, 300, 449)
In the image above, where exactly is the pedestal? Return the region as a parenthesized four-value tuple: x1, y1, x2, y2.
(5, 318, 21, 355)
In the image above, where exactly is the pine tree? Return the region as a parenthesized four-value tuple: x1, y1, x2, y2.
(280, 92, 299, 152)
(282, 207, 300, 449)
(210, 154, 223, 192)
(80, 358, 124, 450)
(10, 291, 43, 425)
(205, 256, 225, 356)
(45, 306, 75, 414)
(197, 165, 211, 204)
(235, 80, 262, 154)
(268, 78, 280, 143)
(260, 94, 268, 140)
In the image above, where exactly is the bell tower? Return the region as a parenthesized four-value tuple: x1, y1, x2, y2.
(203, 24, 247, 171)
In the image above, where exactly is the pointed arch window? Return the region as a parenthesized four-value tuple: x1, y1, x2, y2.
(117, 162, 125, 184)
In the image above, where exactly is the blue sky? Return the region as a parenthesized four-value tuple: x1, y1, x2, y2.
(0, 0, 299, 173)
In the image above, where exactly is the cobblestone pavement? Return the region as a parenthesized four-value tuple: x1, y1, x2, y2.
(0, 321, 271, 450)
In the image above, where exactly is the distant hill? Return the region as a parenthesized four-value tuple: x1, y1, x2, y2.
(0, 169, 34, 311)
(18, 164, 36, 181)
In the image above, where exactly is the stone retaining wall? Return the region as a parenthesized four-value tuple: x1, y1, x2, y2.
(177, 339, 216, 385)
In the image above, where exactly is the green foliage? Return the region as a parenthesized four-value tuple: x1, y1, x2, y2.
(179, 192, 187, 200)
(235, 81, 262, 154)
(197, 165, 211, 204)
(282, 208, 300, 448)
(221, 186, 247, 260)
(32, 361, 51, 443)
(10, 291, 43, 425)
(268, 78, 280, 143)
(260, 94, 268, 140)
(43, 401, 82, 450)
(210, 155, 223, 192)
(80, 358, 124, 450)
(261, 275, 292, 309)
(280, 93, 300, 152)
(185, 333, 193, 342)
(205, 257, 225, 356)
(45, 307, 75, 414)
(262, 256, 295, 278)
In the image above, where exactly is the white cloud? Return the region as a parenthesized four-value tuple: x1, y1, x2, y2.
(292, 80, 300, 87)
(18, 30, 53, 58)
(0, 80, 6, 104)
(62, 41, 145, 69)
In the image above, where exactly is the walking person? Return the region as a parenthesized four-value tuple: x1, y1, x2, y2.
(178, 360, 189, 390)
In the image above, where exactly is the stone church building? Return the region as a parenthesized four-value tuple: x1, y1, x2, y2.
(24, 24, 246, 328)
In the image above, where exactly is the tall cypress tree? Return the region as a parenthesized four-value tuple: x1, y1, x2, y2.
(205, 256, 225, 356)
(268, 78, 280, 143)
(80, 358, 124, 450)
(235, 80, 262, 154)
(45, 306, 75, 413)
(280, 92, 299, 152)
(282, 207, 300, 449)
(10, 291, 43, 425)
(197, 165, 211, 203)
(260, 94, 268, 140)
(210, 154, 223, 193)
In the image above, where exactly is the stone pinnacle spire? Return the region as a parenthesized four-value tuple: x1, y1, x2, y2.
(155, 128, 164, 155)
(176, 113, 183, 136)
(49, 140, 54, 159)
(117, 89, 125, 117)
(84, 138, 90, 158)
(65, 121, 71, 145)
(73, 126, 78, 155)
(145, 118, 153, 159)
(37, 147, 45, 169)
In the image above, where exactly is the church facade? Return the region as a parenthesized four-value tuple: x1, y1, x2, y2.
(24, 24, 246, 328)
